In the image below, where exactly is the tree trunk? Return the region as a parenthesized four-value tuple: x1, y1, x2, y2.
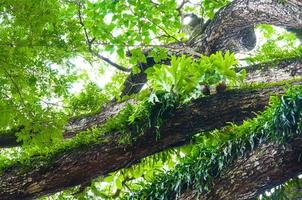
(193, 0, 302, 54)
(179, 136, 302, 200)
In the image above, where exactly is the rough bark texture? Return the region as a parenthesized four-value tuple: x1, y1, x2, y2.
(119, 0, 302, 100)
(193, 0, 302, 54)
(1, 59, 300, 148)
(0, 82, 300, 199)
(179, 136, 302, 200)
(245, 58, 302, 83)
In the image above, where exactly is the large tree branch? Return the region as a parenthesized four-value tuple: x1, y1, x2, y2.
(0, 59, 301, 148)
(0, 81, 301, 199)
(179, 136, 302, 200)
(245, 58, 302, 83)
(192, 0, 302, 54)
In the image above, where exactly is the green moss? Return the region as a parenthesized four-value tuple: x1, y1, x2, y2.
(123, 84, 302, 199)
(0, 92, 177, 174)
(0, 79, 300, 177)
(239, 77, 302, 91)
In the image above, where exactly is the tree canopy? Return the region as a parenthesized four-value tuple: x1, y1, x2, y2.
(0, 0, 301, 199)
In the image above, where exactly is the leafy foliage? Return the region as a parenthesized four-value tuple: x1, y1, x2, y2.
(247, 24, 302, 64)
(0, 0, 184, 145)
(120, 85, 302, 199)
(260, 176, 302, 200)
(67, 82, 110, 116)
(0, 0, 300, 199)
(146, 51, 244, 102)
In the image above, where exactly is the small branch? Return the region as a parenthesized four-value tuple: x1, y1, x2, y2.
(177, 0, 187, 10)
(89, 50, 131, 72)
(143, 16, 181, 43)
(41, 100, 72, 109)
(1, 68, 27, 110)
(176, 0, 188, 16)
(76, 2, 130, 72)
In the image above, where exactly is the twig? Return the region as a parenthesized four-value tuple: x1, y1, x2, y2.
(2, 68, 27, 109)
(77, 2, 131, 72)
(177, 0, 188, 11)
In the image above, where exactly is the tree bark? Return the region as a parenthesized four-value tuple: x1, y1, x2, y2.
(0, 81, 301, 199)
(179, 136, 302, 200)
(119, 0, 302, 100)
(193, 0, 302, 54)
(0, 59, 301, 148)
(244, 58, 302, 83)
(1, 0, 301, 148)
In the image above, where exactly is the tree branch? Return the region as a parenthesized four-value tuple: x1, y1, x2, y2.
(192, 0, 302, 54)
(77, 2, 131, 72)
(119, 0, 302, 97)
(0, 59, 301, 148)
(0, 81, 301, 199)
(179, 136, 302, 200)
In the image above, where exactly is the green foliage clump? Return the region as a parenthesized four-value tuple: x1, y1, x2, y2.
(0, 0, 83, 145)
(101, 92, 178, 143)
(146, 51, 245, 102)
(260, 176, 302, 200)
(0, 90, 177, 173)
(247, 45, 302, 65)
(122, 85, 302, 199)
(67, 82, 110, 116)
(247, 24, 302, 64)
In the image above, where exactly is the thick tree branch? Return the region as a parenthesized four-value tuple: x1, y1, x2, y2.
(179, 136, 302, 200)
(192, 0, 302, 54)
(0, 59, 301, 148)
(0, 81, 301, 199)
(245, 57, 302, 83)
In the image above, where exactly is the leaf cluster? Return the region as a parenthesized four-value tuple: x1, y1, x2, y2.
(121, 84, 302, 199)
(146, 51, 244, 102)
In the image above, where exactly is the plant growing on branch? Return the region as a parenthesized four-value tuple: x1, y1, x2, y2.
(146, 51, 245, 102)
(0, 0, 302, 199)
